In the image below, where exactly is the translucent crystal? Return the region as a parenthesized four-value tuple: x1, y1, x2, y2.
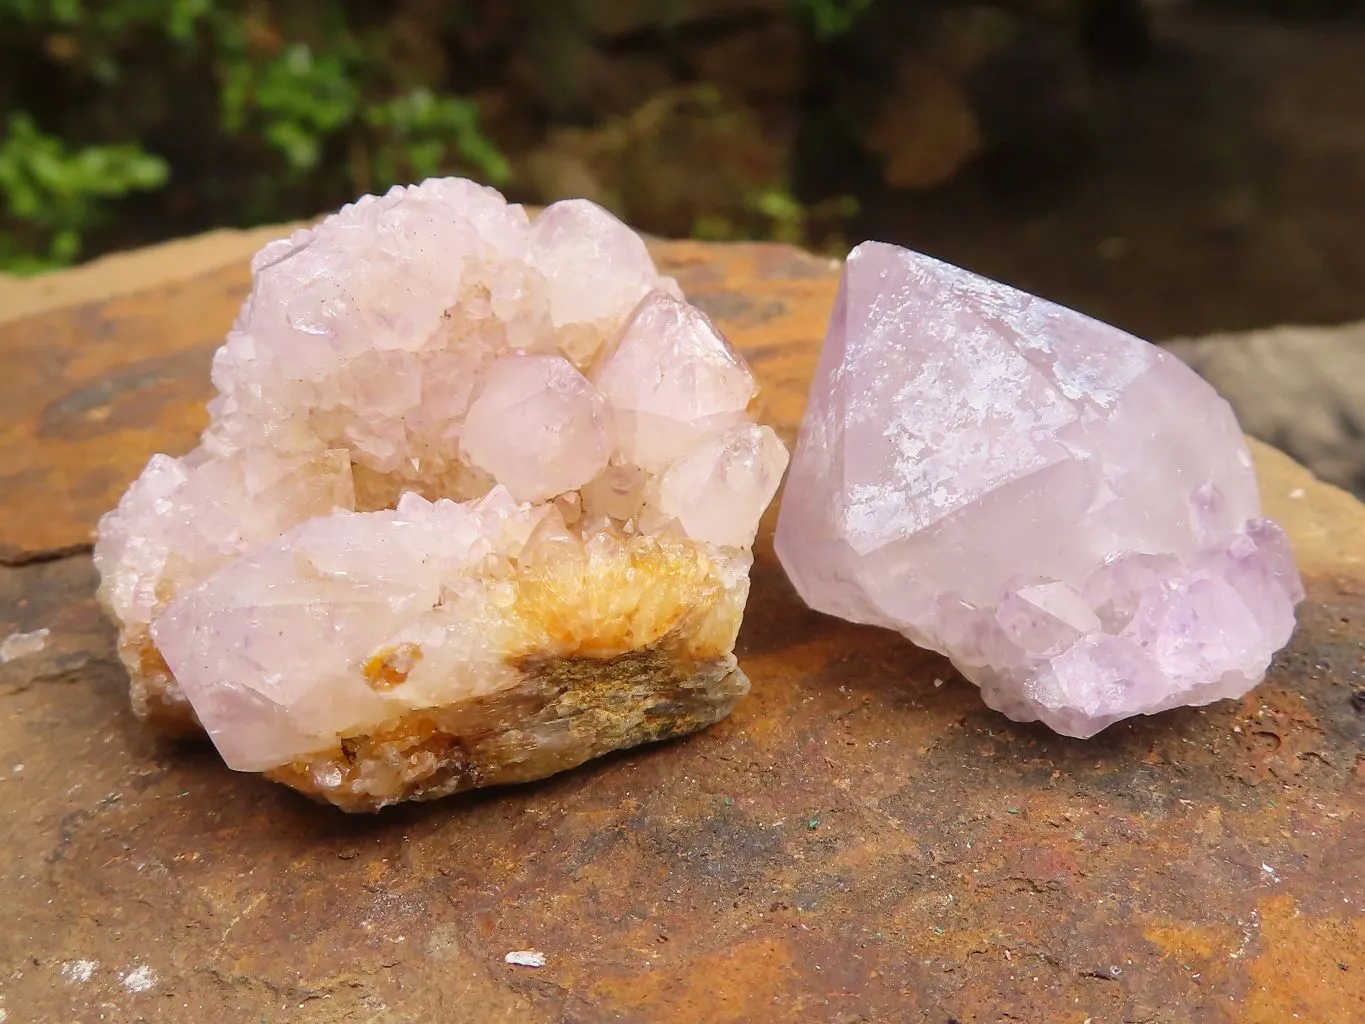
(653, 423, 788, 548)
(775, 241, 1303, 738)
(592, 291, 758, 471)
(461, 354, 612, 503)
(95, 179, 787, 807)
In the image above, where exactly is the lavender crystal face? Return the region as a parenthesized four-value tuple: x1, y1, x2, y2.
(775, 241, 1303, 738)
(95, 179, 787, 809)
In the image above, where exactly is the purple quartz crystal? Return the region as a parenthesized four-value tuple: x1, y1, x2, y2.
(775, 241, 1303, 738)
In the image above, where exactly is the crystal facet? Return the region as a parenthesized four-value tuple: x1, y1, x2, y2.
(775, 241, 1303, 738)
(96, 179, 787, 808)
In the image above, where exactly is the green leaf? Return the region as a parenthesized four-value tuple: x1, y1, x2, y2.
(265, 121, 321, 171)
(50, 0, 81, 26)
(755, 188, 802, 222)
(364, 89, 509, 186)
(0, 112, 169, 269)
(166, 0, 210, 43)
(50, 226, 80, 262)
(792, 0, 875, 39)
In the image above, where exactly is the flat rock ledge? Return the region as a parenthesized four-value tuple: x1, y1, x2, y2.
(1, 229, 1363, 1024)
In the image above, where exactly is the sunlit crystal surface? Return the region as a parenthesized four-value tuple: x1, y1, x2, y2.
(95, 179, 787, 781)
(775, 241, 1302, 738)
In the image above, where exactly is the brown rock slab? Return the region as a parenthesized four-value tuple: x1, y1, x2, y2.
(2, 231, 1363, 1022)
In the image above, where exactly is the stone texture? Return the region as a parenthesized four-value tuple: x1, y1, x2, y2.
(0, 627, 48, 662)
(777, 242, 1303, 737)
(91, 181, 785, 808)
(1166, 322, 1365, 498)
(2, 230, 1362, 1024)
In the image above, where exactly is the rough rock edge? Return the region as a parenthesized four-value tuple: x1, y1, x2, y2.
(112, 528, 751, 809)
(0, 222, 303, 326)
(267, 643, 748, 812)
(119, 624, 200, 735)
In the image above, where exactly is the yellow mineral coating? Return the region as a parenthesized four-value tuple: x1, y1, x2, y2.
(507, 530, 745, 661)
(362, 642, 425, 691)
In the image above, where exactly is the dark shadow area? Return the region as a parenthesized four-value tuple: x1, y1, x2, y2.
(6, 2, 1364, 344)
(734, 545, 842, 658)
(816, 8, 1365, 338)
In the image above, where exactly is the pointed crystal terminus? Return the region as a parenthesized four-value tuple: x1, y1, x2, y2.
(775, 241, 1304, 738)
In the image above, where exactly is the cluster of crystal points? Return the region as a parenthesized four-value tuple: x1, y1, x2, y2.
(96, 178, 787, 807)
(776, 241, 1303, 738)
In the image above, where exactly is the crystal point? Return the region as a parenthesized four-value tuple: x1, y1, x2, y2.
(593, 291, 758, 471)
(776, 241, 1302, 738)
(461, 354, 612, 503)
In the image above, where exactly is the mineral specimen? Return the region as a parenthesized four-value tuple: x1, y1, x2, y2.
(95, 179, 787, 810)
(775, 241, 1303, 738)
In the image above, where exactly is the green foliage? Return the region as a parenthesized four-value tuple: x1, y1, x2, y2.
(693, 187, 858, 253)
(365, 89, 511, 187)
(230, 43, 361, 173)
(790, 0, 877, 39)
(0, 0, 507, 272)
(0, 0, 873, 273)
(4, 0, 211, 37)
(0, 113, 167, 273)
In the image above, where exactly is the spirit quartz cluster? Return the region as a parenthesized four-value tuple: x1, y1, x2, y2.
(776, 242, 1303, 738)
(95, 178, 787, 810)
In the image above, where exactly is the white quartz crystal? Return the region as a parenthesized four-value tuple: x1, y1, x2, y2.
(95, 179, 787, 796)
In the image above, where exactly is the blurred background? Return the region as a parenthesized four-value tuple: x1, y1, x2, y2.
(3, 0, 1363, 487)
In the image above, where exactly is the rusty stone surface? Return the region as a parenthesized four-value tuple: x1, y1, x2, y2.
(1, 234, 1363, 1022)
